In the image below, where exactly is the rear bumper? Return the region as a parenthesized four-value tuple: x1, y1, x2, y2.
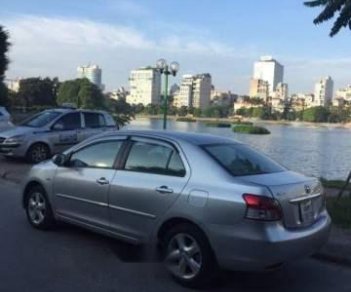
(208, 211, 331, 271)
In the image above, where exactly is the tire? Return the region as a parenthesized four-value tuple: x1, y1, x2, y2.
(25, 185, 55, 230)
(162, 223, 217, 288)
(26, 143, 50, 163)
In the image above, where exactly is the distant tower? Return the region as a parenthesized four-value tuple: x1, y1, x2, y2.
(127, 67, 161, 105)
(253, 56, 284, 97)
(314, 76, 334, 106)
(77, 64, 103, 90)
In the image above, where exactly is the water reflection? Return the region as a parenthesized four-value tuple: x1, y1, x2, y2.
(125, 118, 351, 180)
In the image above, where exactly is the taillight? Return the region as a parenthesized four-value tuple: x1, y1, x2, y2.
(243, 194, 282, 221)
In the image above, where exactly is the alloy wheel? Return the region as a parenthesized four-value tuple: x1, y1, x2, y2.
(165, 233, 202, 280)
(28, 191, 47, 225)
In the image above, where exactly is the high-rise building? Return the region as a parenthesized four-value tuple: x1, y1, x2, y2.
(336, 85, 351, 101)
(192, 74, 212, 109)
(253, 56, 284, 96)
(5, 78, 21, 92)
(314, 76, 334, 106)
(249, 78, 269, 101)
(126, 67, 161, 105)
(77, 64, 103, 90)
(173, 75, 193, 108)
(274, 82, 289, 101)
(173, 74, 212, 109)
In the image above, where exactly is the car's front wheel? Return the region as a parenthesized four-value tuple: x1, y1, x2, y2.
(163, 223, 217, 288)
(25, 185, 55, 230)
(26, 143, 50, 163)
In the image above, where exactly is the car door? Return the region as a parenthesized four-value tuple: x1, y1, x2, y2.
(53, 138, 125, 228)
(82, 112, 107, 140)
(108, 137, 190, 241)
(48, 112, 83, 154)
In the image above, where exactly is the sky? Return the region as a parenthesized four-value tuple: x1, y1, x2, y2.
(1, 0, 350, 94)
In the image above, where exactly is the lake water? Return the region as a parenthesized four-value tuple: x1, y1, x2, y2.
(126, 118, 351, 180)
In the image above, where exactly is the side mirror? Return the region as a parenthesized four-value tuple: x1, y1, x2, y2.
(52, 123, 64, 131)
(52, 153, 68, 166)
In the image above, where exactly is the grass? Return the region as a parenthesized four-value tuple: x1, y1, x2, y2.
(176, 117, 196, 122)
(327, 196, 351, 229)
(232, 125, 270, 135)
(320, 178, 351, 190)
(205, 122, 231, 128)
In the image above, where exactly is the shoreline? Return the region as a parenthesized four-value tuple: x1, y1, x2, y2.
(134, 115, 351, 129)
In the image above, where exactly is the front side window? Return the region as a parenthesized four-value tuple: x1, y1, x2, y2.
(84, 113, 106, 128)
(22, 111, 61, 128)
(125, 141, 186, 176)
(53, 113, 81, 130)
(204, 143, 285, 176)
(69, 140, 123, 168)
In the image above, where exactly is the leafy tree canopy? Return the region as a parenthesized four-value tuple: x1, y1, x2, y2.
(304, 0, 351, 36)
(17, 77, 59, 107)
(0, 26, 10, 106)
(57, 78, 105, 109)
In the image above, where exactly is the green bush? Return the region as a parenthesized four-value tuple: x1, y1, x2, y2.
(232, 125, 270, 135)
(327, 197, 351, 229)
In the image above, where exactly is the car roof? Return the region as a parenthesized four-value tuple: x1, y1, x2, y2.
(44, 108, 108, 114)
(104, 129, 240, 146)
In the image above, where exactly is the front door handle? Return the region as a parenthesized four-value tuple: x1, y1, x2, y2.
(156, 186, 174, 194)
(96, 177, 109, 185)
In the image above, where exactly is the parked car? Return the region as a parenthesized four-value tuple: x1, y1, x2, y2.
(0, 106, 13, 131)
(22, 130, 331, 287)
(0, 108, 118, 163)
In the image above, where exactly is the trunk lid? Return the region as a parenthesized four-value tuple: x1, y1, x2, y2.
(239, 171, 324, 229)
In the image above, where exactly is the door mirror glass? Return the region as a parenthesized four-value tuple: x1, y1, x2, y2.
(52, 122, 64, 131)
(52, 153, 68, 166)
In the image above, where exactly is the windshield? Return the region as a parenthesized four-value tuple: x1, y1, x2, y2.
(203, 143, 286, 176)
(21, 111, 61, 128)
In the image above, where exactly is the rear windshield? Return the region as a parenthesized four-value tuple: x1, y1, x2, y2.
(21, 111, 61, 128)
(203, 143, 285, 176)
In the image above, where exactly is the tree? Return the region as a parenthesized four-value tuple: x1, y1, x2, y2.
(202, 105, 230, 118)
(178, 106, 188, 117)
(0, 26, 10, 106)
(56, 80, 80, 105)
(17, 77, 58, 107)
(304, 0, 351, 37)
(302, 106, 330, 122)
(106, 97, 135, 127)
(57, 78, 105, 109)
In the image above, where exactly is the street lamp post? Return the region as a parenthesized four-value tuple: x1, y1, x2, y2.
(156, 59, 179, 130)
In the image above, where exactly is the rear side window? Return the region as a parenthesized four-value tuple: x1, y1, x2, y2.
(204, 143, 285, 176)
(125, 141, 186, 177)
(84, 113, 106, 128)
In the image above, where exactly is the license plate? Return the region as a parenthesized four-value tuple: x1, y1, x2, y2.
(300, 199, 314, 223)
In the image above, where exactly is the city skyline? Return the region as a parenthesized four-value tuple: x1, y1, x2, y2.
(1, 0, 351, 94)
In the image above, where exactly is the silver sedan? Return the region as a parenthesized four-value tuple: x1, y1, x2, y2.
(22, 130, 331, 288)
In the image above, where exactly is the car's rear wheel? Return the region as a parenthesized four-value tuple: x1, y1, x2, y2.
(26, 143, 50, 163)
(25, 185, 55, 230)
(162, 223, 217, 288)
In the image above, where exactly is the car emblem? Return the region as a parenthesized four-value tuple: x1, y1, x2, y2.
(304, 185, 311, 194)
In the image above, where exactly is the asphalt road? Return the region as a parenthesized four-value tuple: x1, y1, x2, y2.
(0, 179, 351, 292)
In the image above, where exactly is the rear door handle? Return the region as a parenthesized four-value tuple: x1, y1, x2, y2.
(156, 186, 174, 194)
(96, 177, 109, 185)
